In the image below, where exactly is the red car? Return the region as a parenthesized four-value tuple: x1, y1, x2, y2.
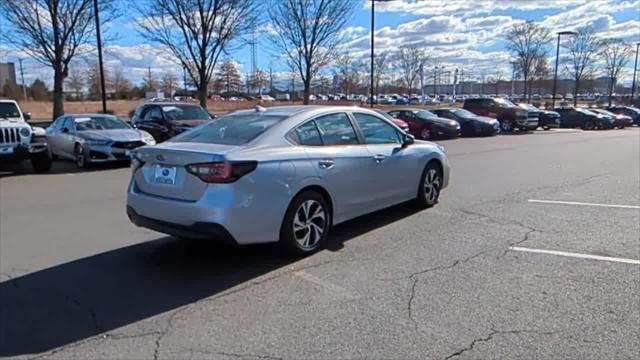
(374, 109, 410, 132)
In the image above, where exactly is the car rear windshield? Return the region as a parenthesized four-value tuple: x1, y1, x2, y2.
(453, 109, 476, 117)
(171, 114, 286, 145)
(75, 116, 130, 130)
(495, 98, 517, 107)
(414, 110, 438, 118)
(161, 105, 210, 121)
(0, 102, 21, 119)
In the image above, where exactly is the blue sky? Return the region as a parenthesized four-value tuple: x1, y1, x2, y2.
(1, 0, 639, 87)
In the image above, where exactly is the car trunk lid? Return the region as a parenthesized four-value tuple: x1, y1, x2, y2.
(134, 142, 239, 201)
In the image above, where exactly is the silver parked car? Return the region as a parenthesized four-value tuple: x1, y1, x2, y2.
(126, 106, 450, 255)
(47, 114, 156, 168)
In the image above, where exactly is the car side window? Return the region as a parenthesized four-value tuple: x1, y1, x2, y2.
(352, 113, 401, 145)
(292, 121, 323, 146)
(51, 116, 65, 129)
(314, 113, 359, 146)
(143, 107, 162, 122)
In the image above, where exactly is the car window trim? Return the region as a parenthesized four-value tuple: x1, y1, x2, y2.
(288, 112, 363, 147)
(349, 111, 403, 145)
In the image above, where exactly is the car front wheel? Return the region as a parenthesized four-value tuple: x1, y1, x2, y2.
(31, 150, 52, 173)
(280, 191, 330, 255)
(500, 120, 514, 133)
(416, 162, 442, 208)
(75, 144, 88, 168)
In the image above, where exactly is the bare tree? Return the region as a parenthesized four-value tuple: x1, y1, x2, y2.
(0, 0, 117, 120)
(335, 53, 355, 95)
(215, 59, 243, 94)
(141, 69, 161, 92)
(161, 70, 179, 96)
(396, 45, 429, 94)
(374, 51, 389, 95)
(532, 54, 550, 96)
(66, 68, 86, 100)
(505, 21, 551, 101)
(111, 66, 132, 99)
(599, 39, 632, 106)
(563, 27, 600, 106)
(268, 0, 357, 104)
(87, 63, 113, 100)
(135, 0, 259, 108)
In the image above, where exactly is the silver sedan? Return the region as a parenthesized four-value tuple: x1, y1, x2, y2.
(46, 114, 156, 168)
(126, 106, 449, 255)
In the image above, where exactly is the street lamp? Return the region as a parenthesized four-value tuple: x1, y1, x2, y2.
(552, 31, 577, 108)
(631, 42, 639, 104)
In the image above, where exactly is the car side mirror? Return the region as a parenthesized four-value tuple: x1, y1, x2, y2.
(62, 127, 70, 133)
(402, 133, 415, 148)
(24, 112, 31, 121)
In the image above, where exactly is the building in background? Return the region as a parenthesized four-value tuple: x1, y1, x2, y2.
(0, 62, 18, 92)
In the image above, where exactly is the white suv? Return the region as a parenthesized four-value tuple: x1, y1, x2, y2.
(0, 99, 52, 172)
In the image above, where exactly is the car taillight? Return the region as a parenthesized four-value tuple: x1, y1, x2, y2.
(186, 161, 257, 183)
(131, 151, 145, 173)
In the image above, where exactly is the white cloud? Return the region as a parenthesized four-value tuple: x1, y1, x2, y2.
(366, 0, 586, 16)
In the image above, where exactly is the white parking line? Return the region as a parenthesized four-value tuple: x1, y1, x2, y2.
(528, 199, 640, 209)
(294, 270, 357, 299)
(509, 246, 640, 265)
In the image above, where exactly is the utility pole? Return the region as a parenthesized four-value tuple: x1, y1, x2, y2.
(369, 0, 375, 107)
(18, 58, 27, 100)
(481, 74, 485, 95)
(93, 0, 107, 113)
(433, 67, 437, 96)
(631, 42, 639, 103)
(269, 60, 273, 93)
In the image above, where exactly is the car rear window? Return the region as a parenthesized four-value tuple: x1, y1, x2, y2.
(171, 114, 286, 145)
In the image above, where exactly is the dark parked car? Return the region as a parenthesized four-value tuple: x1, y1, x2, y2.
(430, 108, 499, 136)
(130, 102, 213, 142)
(387, 109, 460, 140)
(518, 103, 560, 130)
(463, 97, 538, 132)
(554, 107, 614, 130)
(606, 105, 640, 126)
(591, 109, 633, 128)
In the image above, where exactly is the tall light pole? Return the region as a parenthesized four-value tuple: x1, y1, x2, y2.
(18, 58, 27, 100)
(369, 0, 375, 107)
(631, 42, 639, 103)
(552, 31, 577, 109)
(93, 0, 107, 113)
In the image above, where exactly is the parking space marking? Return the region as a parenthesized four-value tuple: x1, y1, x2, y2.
(528, 199, 640, 209)
(509, 246, 640, 265)
(294, 270, 357, 299)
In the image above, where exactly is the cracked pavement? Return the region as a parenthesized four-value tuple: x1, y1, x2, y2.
(1, 129, 639, 359)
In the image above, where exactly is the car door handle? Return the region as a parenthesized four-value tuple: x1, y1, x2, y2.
(318, 160, 334, 169)
(374, 154, 386, 163)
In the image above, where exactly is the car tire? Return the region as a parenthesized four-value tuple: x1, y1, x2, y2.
(280, 191, 330, 256)
(31, 150, 52, 173)
(500, 120, 514, 133)
(542, 126, 550, 131)
(582, 121, 596, 130)
(75, 144, 88, 168)
(415, 162, 442, 208)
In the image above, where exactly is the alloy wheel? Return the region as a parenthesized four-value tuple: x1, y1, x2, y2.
(423, 168, 441, 204)
(293, 200, 326, 249)
(76, 145, 86, 168)
(421, 128, 431, 140)
(500, 120, 513, 132)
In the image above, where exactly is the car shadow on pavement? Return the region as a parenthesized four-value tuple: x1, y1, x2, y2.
(0, 202, 423, 357)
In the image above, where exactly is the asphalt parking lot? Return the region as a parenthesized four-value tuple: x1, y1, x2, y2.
(1, 128, 639, 359)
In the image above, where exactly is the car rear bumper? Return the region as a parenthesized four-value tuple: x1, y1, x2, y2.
(127, 206, 237, 245)
(126, 178, 286, 245)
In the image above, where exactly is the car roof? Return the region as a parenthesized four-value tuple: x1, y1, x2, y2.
(140, 102, 202, 107)
(66, 113, 117, 118)
(228, 105, 373, 118)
